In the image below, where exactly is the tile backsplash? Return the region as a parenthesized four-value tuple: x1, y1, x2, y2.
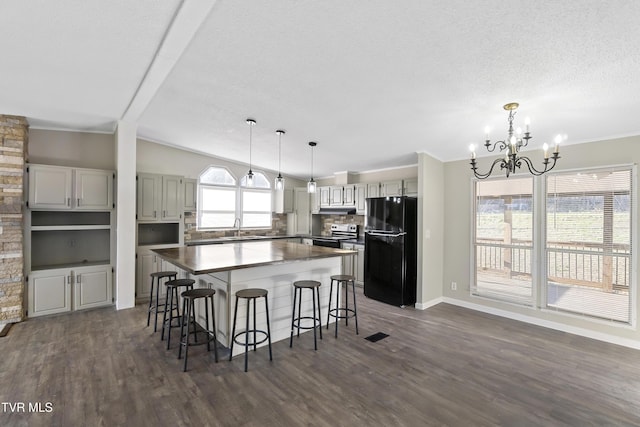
(312, 214, 364, 237)
(183, 211, 288, 242)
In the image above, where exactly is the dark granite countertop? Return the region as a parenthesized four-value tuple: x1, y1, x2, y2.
(152, 240, 355, 275)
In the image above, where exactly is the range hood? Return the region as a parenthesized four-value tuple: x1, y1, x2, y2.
(318, 207, 357, 215)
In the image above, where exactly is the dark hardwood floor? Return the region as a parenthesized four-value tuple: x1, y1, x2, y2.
(2, 288, 640, 426)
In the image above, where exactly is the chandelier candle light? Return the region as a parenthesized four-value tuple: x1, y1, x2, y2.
(275, 129, 285, 191)
(307, 141, 317, 193)
(469, 103, 562, 179)
(245, 118, 256, 186)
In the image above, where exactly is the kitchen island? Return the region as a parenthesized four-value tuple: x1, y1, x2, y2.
(152, 241, 355, 355)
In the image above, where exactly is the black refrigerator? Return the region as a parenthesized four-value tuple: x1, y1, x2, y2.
(364, 196, 417, 307)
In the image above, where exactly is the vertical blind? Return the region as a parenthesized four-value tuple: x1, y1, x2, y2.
(545, 167, 633, 323)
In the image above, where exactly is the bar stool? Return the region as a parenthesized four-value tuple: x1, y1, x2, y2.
(178, 288, 219, 372)
(229, 288, 273, 372)
(147, 271, 177, 332)
(326, 274, 359, 338)
(290, 280, 322, 350)
(161, 278, 195, 350)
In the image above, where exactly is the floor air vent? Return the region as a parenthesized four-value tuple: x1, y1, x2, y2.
(364, 332, 389, 343)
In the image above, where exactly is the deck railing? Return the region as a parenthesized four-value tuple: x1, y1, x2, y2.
(476, 238, 630, 291)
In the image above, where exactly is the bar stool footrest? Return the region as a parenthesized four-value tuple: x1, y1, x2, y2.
(232, 330, 270, 347)
(292, 316, 321, 330)
(328, 307, 357, 320)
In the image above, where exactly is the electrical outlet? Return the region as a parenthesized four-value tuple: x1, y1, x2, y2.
(451, 282, 457, 291)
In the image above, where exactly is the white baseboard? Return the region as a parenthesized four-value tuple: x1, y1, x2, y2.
(415, 297, 443, 310)
(442, 297, 640, 350)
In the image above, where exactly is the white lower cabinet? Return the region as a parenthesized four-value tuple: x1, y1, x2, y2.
(28, 265, 112, 317)
(74, 265, 113, 310)
(136, 247, 187, 300)
(29, 269, 71, 317)
(341, 243, 364, 285)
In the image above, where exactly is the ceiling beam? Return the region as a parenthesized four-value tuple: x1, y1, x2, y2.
(121, 0, 218, 122)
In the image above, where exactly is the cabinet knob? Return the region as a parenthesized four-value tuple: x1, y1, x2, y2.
(77, 274, 82, 284)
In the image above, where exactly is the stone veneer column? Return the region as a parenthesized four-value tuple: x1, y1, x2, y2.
(0, 115, 27, 324)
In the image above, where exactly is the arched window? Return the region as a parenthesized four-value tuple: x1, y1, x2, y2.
(198, 167, 272, 230)
(198, 166, 237, 228)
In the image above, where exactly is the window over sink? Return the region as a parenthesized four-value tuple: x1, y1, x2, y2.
(198, 166, 272, 230)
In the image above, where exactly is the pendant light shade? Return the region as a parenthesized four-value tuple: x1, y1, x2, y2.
(307, 141, 317, 193)
(275, 129, 285, 191)
(246, 118, 256, 187)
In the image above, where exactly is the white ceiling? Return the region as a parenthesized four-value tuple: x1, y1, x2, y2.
(2, 0, 640, 179)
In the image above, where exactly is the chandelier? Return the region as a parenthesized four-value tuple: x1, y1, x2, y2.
(469, 103, 562, 179)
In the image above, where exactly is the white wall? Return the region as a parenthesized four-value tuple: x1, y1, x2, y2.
(317, 164, 418, 186)
(416, 153, 444, 308)
(29, 129, 115, 169)
(443, 136, 640, 346)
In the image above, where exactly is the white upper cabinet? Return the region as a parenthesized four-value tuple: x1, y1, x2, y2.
(28, 165, 72, 209)
(183, 178, 197, 211)
(137, 173, 183, 221)
(342, 185, 356, 206)
(367, 183, 380, 198)
(75, 169, 114, 210)
(28, 164, 113, 210)
(319, 186, 331, 208)
(137, 174, 161, 220)
(355, 184, 367, 214)
(329, 186, 344, 206)
(403, 178, 418, 196)
(380, 180, 403, 197)
(283, 188, 294, 213)
(162, 175, 182, 220)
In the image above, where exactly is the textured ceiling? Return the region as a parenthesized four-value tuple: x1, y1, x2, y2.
(2, 0, 640, 179)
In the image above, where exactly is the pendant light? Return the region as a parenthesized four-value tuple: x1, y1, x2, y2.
(274, 129, 285, 191)
(307, 141, 317, 193)
(245, 118, 256, 187)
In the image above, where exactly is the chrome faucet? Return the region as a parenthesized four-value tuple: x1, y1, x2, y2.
(233, 217, 241, 236)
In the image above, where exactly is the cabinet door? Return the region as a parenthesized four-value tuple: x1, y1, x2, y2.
(294, 188, 310, 235)
(183, 178, 197, 211)
(380, 180, 403, 197)
(319, 187, 331, 207)
(162, 175, 183, 220)
(28, 269, 72, 317)
(28, 165, 73, 209)
(310, 191, 320, 214)
(137, 250, 158, 298)
(74, 266, 112, 310)
(137, 174, 161, 221)
(355, 184, 367, 214)
(367, 183, 380, 198)
(75, 169, 113, 210)
(355, 245, 365, 284)
(403, 178, 418, 196)
(283, 188, 294, 213)
(342, 243, 355, 276)
(342, 186, 356, 206)
(329, 186, 344, 206)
